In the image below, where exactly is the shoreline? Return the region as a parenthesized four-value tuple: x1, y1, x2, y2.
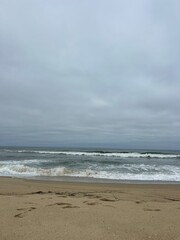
(2, 175, 180, 185)
(1, 176, 180, 194)
(1, 176, 180, 240)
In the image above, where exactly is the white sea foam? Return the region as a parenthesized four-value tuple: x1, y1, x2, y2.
(70, 168, 180, 181)
(0, 164, 72, 177)
(0, 163, 180, 181)
(0, 159, 50, 166)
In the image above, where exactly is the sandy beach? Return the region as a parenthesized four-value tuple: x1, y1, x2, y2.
(0, 177, 180, 240)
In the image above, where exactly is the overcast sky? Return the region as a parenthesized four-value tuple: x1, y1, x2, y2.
(0, 0, 180, 149)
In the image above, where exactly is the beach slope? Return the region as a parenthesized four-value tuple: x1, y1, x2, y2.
(0, 177, 180, 240)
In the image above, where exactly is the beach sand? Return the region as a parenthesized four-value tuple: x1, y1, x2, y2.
(0, 177, 180, 240)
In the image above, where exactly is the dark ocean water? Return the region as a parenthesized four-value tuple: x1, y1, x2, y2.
(0, 147, 180, 183)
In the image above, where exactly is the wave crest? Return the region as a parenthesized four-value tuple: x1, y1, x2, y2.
(0, 165, 72, 177)
(7, 150, 180, 158)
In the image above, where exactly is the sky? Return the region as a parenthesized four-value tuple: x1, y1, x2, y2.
(0, 0, 180, 149)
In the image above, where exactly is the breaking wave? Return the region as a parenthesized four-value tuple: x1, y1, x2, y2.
(0, 164, 72, 177)
(1, 148, 180, 182)
(0, 163, 180, 182)
(5, 150, 180, 159)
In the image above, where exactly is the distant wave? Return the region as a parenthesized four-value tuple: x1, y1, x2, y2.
(5, 150, 180, 159)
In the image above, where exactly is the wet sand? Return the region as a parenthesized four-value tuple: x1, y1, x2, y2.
(0, 177, 180, 240)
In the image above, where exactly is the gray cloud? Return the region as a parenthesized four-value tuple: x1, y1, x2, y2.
(0, 0, 180, 149)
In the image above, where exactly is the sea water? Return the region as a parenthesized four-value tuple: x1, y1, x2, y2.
(0, 147, 180, 183)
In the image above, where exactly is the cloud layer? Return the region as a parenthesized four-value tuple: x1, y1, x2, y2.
(0, 0, 180, 149)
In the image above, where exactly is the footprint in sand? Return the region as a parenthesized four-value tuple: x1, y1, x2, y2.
(100, 198, 117, 202)
(14, 213, 24, 218)
(164, 198, 180, 202)
(135, 200, 146, 204)
(143, 208, 161, 212)
(15, 207, 37, 218)
(47, 202, 79, 208)
(83, 201, 99, 206)
(63, 205, 80, 209)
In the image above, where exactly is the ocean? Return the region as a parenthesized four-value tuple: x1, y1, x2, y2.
(0, 147, 180, 183)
